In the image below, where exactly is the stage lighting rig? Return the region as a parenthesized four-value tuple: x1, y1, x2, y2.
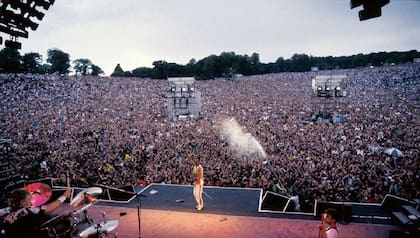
(0, 0, 56, 49)
(350, 0, 390, 21)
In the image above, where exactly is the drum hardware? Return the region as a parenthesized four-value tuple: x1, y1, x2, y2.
(38, 186, 120, 238)
(70, 187, 103, 207)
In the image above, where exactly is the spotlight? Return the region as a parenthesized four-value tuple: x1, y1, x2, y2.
(0, 25, 29, 38)
(350, 0, 390, 21)
(350, 0, 363, 9)
(5, 40, 22, 49)
(359, 8, 381, 21)
(35, 0, 52, 10)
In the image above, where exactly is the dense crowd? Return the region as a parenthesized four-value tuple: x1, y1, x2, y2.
(1, 63, 419, 212)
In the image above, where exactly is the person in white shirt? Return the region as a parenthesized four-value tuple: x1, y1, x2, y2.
(318, 208, 339, 238)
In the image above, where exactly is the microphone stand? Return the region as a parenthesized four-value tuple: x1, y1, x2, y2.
(132, 192, 147, 238)
(262, 160, 281, 185)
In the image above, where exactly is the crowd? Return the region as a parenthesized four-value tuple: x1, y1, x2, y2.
(0, 63, 419, 212)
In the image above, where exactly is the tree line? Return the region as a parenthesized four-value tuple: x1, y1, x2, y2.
(1, 47, 418, 79)
(112, 50, 420, 79)
(0, 48, 103, 76)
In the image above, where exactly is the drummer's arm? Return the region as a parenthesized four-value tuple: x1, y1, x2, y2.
(43, 189, 71, 214)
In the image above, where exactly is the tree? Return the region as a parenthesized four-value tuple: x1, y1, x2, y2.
(111, 63, 125, 77)
(132, 67, 153, 78)
(0, 47, 21, 73)
(290, 54, 312, 72)
(90, 64, 104, 76)
(275, 57, 286, 72)
(152, 60, 168, 79)
(185, 58, 197, 76)
(73, 58, 92, 76)
(22, 52, 42, 73)
(47, 48, 70, 74)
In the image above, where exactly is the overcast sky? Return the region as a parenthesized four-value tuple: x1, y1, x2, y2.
(11, 0, 420, 75)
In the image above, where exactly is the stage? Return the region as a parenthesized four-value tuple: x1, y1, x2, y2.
(47, 184, 399, 238)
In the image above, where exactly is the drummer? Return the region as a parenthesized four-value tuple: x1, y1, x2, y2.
(3, 188, 71, 238)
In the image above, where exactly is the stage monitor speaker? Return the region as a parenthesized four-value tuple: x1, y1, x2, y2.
(261, 191, 289, 211)
(381, 194, 412, 213)
(315, 201, 352, 223)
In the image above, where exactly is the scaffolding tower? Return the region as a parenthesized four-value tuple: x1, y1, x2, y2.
(310, 75, 348, 122)
(166, 77, 202, 120)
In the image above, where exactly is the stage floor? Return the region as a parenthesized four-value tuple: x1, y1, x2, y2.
(48, 184, 399, 238)
(59, 205, 397, 238)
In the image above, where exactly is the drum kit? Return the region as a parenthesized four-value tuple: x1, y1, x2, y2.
(40, 186, 122, 238)
(1, 183, 123, 238)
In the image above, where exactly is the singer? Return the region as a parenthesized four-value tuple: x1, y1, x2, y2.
(192, 158, 204, 211)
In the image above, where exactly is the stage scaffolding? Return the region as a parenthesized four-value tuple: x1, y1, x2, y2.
(310, 75, 348, 122)
(166, 77, 202, 120)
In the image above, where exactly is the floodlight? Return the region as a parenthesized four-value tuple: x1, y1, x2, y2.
(359, 8, 381, 21)
(5, 40, 22, 49)
(350, 0, 363, 9)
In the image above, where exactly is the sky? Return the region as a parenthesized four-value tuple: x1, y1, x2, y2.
(5, 0, 420, 75)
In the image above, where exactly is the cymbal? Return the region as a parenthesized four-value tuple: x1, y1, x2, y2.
(79, 220, 119, 238)
(70, 187, 103, 207)
(25, 182, 52, 206)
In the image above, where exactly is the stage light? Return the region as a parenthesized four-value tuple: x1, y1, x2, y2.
(0, 24, 29, 38)
(5, 40, 22, 49)
(34, 0, 53, 10)
(350, 0, 390, 21)
(7, 0, 45, 20)
(359, 8, 382, 21)
(350, 0, 363, 9)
